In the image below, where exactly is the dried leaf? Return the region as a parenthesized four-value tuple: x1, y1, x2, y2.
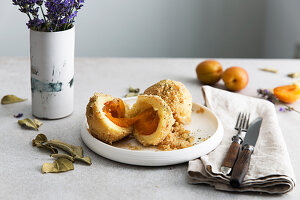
(43, 144, 58, 154)
(125, 92, 139, 98)
(18, 118, 39, 130)
(42, 158, 74, 173)
(33, 134, 92, 173)
(1, 95, 26, 104)
(260, 68, 278, 73)
(47, 140, 83, 158)
(50, 153, 92, 165)
(129, 87, 140, 93)
(50, 153, 75, 162)
(32, 134, 48, 146)
(33, 119, 43, 128)
(32, 134, 57, 154)
(75, 157, 92, 165)
(288, 72, 300, 78)
(125, 87, 140, 98)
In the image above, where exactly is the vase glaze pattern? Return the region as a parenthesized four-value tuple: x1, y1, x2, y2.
(30, 27, 74, 119)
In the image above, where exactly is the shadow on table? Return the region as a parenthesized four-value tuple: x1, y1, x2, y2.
(80, 138, 286, 198)
(80, 139, 185, 170)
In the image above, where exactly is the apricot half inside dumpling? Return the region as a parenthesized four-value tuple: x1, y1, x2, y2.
(128, 95, 175, 146)
(86, 93, 133, 143)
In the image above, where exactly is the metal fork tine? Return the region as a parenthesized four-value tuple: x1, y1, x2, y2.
(239, 113, 244, 128)
(235, 112, 242, 129)
(239, 113, 245, 129)
(246, 113, 250, 129)
(242, 112, 247, 129)
(240, 112, 246, 129)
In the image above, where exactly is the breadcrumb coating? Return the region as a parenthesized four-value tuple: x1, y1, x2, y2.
(144, 80, 192, 125)
(86, 93, 132, 144)
(86, 80, 194, 150)
(157, 122, 194, 151)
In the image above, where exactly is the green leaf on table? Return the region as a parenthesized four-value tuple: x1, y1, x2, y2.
(129, 87, 140, 93)
(41, 158, 74, 174)
(1, 95, 26, 104)
(18, 118, 43, 131)
(288, 72, 300, 78)
(125, 87, 140, 98)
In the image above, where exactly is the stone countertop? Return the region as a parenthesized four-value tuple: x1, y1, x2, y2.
(0, 57, 299, 200)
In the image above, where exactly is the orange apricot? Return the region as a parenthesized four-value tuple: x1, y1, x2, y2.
(103, 99, 159, 134)
(273, 84, 300, 104)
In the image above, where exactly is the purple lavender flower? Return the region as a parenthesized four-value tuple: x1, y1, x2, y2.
(14, 113, 23, 118)
(36, 0, 43, 6)
(257, 89, 278, 103)
(257, 88, 300, 114)
(12, 0, 84, 32)
(26, 18, 44, 29)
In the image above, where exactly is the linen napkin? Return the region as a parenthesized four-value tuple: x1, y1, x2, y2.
(188, 86, 296, 194)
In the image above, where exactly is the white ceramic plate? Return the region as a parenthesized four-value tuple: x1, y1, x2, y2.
(81, 97, 223, 166)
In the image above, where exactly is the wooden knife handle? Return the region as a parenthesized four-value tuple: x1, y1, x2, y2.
(220, 136, 241, 175)
(230, 145, 254, 188)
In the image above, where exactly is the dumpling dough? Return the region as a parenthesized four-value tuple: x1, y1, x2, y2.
(128, 95, 175, 146)
(86, 93, 133, 144)
(144, 80, 192, 124)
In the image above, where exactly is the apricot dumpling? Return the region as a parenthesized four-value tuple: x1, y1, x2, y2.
(86, 93, 133, 144)
(144, 80, 192, 124)
(86, 93, 175, 146)
(127, 95, 175, 146)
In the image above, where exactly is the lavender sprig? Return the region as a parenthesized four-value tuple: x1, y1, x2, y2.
(14, 113, 24, 118)
(257, 89, 300, 114)
(12, 0, 84, 32)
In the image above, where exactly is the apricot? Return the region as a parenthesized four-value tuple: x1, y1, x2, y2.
(274, 84, 300, 103)
(196, 60, 223, 85)
(133, 108, 160, 135)
(222, 67, 248, 91)
(103, 99, 135, 128)
(103, 100, 159, 134)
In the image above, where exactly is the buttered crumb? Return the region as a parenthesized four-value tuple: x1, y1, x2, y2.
(157, 122, 194, 151)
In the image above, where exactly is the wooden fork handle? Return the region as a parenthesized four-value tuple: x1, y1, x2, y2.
(230, 145, 254, 188)
(220, 136, 242, 175)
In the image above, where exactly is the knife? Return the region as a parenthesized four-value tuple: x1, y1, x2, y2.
(230, 117, 263, 188)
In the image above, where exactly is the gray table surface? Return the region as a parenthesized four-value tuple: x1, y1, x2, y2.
(0, 57, 299, 200)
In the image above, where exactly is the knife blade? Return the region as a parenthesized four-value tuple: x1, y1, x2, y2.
(230, 117, 263, 188)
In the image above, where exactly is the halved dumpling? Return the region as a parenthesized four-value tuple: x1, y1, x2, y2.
(86, 93, 134, 144)
(128, 95, 175, 146)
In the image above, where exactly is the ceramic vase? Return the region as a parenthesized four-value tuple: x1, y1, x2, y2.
(30, 26, 75, 119)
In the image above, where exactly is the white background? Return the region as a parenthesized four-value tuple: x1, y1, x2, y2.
(1, 0, 300, 58)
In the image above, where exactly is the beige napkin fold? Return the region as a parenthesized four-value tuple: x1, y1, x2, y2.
(188, 86, 296, 194)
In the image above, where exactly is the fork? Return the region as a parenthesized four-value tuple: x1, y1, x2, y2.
(220, 112, 250, 175)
